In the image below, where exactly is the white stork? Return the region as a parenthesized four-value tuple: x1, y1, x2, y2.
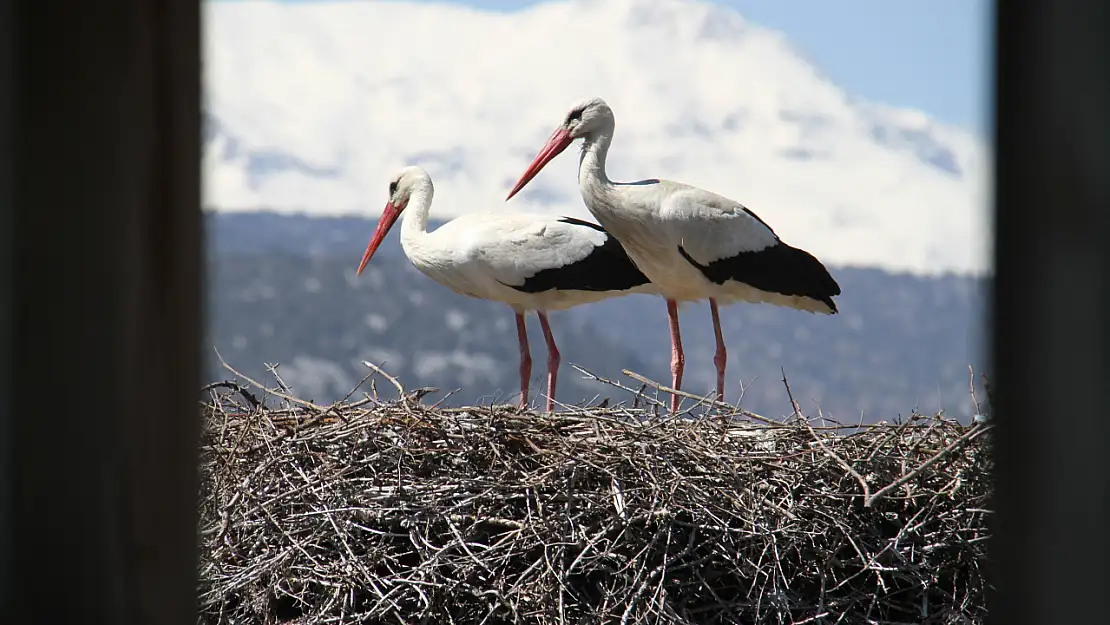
(505, 97, 842, 413)
(356, 165, 655, 412)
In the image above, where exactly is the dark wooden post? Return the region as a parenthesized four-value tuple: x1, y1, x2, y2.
(992, 0, 1110, 624)
(0, 0, 13, 611)
(1, 1, 202, 623)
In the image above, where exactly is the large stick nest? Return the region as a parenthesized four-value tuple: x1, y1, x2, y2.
(197, 364, 994, 624)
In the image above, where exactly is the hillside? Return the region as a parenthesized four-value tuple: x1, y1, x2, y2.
(205, 211, 988, 422)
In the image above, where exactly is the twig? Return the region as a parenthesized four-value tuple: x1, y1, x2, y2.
(362, 360, 406, 399)
(802, 419, 872, 503)
(571, 364, 665, 409)
(968, 364, 981, 417)
(866, 423, 991, 507)
(781, 367, 802, 419)
(408, 387, 440, 403)
(265, 362, 293, 395)
(214, 347, 327, 412)
(620, 369, 781, 426)
(201, 380, 261, 408)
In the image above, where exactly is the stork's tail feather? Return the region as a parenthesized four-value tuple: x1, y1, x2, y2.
(778, 242, 841, 313)
(678, 242, 841, 313)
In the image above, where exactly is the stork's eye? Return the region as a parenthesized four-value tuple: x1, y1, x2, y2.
(566, 107, 584, 123)
(389, 181, 398, 196)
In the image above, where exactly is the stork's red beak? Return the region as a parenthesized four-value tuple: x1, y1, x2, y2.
(356, 201, 402, 276)
(505, 127, 573, 201)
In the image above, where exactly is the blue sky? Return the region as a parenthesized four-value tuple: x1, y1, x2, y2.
(252, 0, 993, 137)
(728, 0, 992, 136)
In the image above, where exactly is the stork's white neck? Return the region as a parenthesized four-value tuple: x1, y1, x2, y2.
(578, 126, 614, 192)
(579, 121, 639, 226)
(399, 176, 434, 254)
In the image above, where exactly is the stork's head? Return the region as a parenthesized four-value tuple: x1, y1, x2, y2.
(356, 165, 431, 276)
(386, 165, 429, 209)
(561, 97, 614, 140)
(505, 97, 613, 201)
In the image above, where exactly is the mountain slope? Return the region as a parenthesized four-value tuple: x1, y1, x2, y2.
(202, 0, 992, 277)
(206, 210, 657, 406)
(205, 212, 989, 421)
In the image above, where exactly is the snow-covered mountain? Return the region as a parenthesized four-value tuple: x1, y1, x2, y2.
(203, 0, 992, 276)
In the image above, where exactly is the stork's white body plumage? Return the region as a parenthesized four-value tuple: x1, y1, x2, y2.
(579, 177, 837, 313)
(356, 165, 655, 411)
(398, 208, 655, 312)
(507, 97, 841, 412)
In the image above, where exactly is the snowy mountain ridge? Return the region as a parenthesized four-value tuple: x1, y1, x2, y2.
(203, 0, 992, 277)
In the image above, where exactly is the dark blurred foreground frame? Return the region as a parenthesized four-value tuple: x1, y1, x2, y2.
(0, 0, 1109, 623)
(991, 0, 1110, 624)
(0, 0, 202, 623)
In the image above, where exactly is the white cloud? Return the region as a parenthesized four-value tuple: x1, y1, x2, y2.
(202, 0, 992, 277)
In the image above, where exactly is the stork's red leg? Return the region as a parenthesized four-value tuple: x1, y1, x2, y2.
(667, 299, 684, 413)
(710, 298, 726, 403)
(515, 312, 531, 409)
(537, 312, 560, 412)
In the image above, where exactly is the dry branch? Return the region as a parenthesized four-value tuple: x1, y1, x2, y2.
(197, 365, 993, 625)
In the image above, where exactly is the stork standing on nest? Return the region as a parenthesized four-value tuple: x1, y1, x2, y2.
(505, 97, 841, 413)
(356, 165, 655, 412)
